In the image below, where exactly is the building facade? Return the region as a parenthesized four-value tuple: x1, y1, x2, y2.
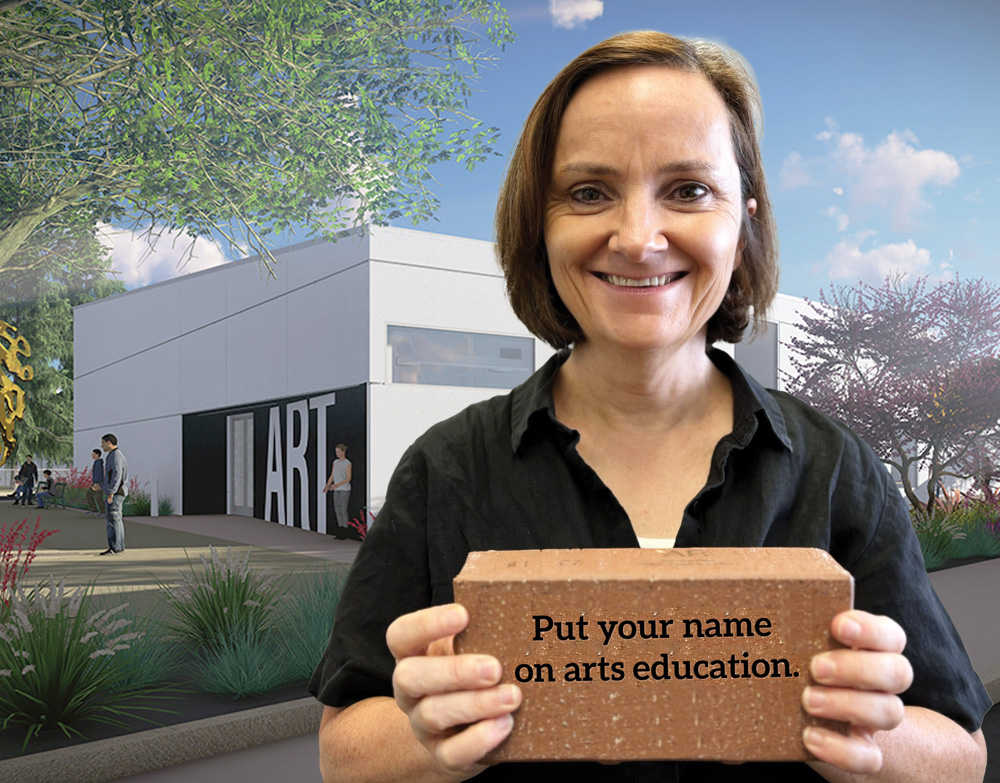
(74, 226, 809, 534)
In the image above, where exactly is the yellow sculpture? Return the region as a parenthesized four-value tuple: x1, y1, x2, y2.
(0, 319, 32, 468)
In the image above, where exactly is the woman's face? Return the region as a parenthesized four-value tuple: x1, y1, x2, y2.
(544, 65, 755, 355)
(336, 447, 346, 459)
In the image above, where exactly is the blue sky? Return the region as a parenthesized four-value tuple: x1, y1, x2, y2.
(109, 0, 1000, 301)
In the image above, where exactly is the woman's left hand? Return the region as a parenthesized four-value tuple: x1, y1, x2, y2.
(803, 609, 913, 774)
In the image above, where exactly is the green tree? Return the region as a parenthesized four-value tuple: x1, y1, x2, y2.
(0, 225, 125, 464)
(0, 0, 513, 273)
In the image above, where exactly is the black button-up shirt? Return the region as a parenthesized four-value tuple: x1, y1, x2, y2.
(310, 349, 990, 782)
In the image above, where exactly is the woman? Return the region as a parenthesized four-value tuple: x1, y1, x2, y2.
(310, 32, 989, 782)
(323, 443, 353, 537)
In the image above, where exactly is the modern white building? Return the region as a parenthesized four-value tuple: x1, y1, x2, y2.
(73, 226, 809, 534)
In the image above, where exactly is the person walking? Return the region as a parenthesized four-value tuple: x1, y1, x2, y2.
(86, 448, 105, 515)
(100, 433, 128, 555)
(12, 454, 37, 506)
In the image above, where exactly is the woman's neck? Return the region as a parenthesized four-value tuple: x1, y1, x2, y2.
(553, 338, 729, 436)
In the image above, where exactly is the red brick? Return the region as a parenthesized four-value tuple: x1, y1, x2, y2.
(453, 548, 853, 762)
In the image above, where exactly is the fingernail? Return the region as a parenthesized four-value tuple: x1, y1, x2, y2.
(803, 727, 824, 749)
(494, 713, 514, 738)
(803, 687, 826, 710)
(445, 605, 466, 629)
(479, 658, 501, 681)
(840, 618, 861, 642)
(812, 655, 834, 681)
(499, 684, 518, 705)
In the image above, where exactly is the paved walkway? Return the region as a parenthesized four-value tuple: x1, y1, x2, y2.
(2, 502, 360, 616)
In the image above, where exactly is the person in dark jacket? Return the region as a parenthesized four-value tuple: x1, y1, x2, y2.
(12, 454, 37, 506)
(86, 448, 105, 515)
(100, 433, 128, 555)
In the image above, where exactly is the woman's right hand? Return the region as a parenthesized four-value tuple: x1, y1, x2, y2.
(386, 603, 522, 779)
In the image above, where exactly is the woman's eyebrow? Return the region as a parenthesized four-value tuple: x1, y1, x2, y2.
(555, 160, 724, 178)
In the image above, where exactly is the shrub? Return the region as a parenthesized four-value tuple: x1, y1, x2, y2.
(912, 498, 1000, 568)
(1, 519, 57, 607)
(156, 546, 292, 654)
(124, 489, 151, 516)
(0, 578, 175, 751)
(157, 496, 174, 516)
(191, 626, 293, 698)
(277, 567, 349, 682)
(93, 591, 183, 692)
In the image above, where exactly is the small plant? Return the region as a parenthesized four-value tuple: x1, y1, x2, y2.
(156, 546, 292, 654)
(0, 577, 175, 751)
(278, 568, 349, 682)
(124, 489, 151, 516)
(157, 496, 174, 516)
(346, 507, 374, 541)
(93, 591, 183, 691)
(191, 626, 293, 698)
(1, 518, 57, 607)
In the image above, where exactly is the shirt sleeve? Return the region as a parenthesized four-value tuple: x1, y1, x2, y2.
(848, 466, 992, 732)
(308, 443, 435, 707)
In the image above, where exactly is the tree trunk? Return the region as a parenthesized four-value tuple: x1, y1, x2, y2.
(0, 182, 98, 271)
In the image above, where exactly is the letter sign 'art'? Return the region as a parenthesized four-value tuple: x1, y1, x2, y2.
(0, 319, 33, 468)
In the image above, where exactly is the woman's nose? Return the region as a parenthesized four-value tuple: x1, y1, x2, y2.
(608, 196, 668, 262)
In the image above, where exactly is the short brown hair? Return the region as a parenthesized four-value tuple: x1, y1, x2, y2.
(495, 31, 779, 348)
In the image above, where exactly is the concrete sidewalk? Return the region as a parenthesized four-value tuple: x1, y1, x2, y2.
(2, 503, 360, 615)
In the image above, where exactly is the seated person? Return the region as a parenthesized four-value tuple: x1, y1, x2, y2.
(35, 470, 55, 508)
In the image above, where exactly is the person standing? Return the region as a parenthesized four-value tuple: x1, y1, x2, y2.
(12, 454, 37, 506)
(322, 443, 352, 538)
(100, 433, 128, 555)
(86, 448, 105, 516)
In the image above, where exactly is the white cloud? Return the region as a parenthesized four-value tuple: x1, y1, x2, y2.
(824, 206, 850, 232)
(823, 231, 933, 283)
(779, 151, 812, 189)
(820, 126, 960, 231)
(550, 0, 603, 29)
(97, 223, 230, 288)
(832, 187, 844, 196)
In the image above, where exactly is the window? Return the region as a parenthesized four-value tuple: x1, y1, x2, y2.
(388, 326, 534, 389)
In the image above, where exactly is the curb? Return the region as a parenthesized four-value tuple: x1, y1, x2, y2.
(0, 698, 323, 783)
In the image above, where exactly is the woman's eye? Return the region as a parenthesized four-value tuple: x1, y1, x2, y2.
(675, 183, 709, 201)
(572, 186, 604, 203)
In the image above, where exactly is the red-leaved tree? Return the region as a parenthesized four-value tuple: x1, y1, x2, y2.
(785, 275, 1000, 515)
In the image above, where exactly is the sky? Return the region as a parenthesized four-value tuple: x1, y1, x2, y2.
(108, 0, 1000, 302)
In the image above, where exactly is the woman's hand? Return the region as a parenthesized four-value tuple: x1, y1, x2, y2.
(803, 609, 913, 774)
(387, 603, 522, 779)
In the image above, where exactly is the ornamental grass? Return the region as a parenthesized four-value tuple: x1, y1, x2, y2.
(191, 625, 292, 699)
(155, 545, 292, 655)
(0, 578, 177, 752)
(277, 567, 348, 682)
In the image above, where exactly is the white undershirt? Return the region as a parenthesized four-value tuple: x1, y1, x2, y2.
(636, 537, 676, 549)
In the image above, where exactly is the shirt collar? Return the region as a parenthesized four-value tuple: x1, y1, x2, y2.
(510, 347, 792, 454)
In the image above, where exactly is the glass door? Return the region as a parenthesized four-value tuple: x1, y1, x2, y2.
(228, 413, 254, 516)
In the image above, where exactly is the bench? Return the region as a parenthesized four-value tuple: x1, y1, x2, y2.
(48, 481, 68, 509)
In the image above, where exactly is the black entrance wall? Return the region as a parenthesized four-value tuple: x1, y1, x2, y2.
(181, 384, 367, 533)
